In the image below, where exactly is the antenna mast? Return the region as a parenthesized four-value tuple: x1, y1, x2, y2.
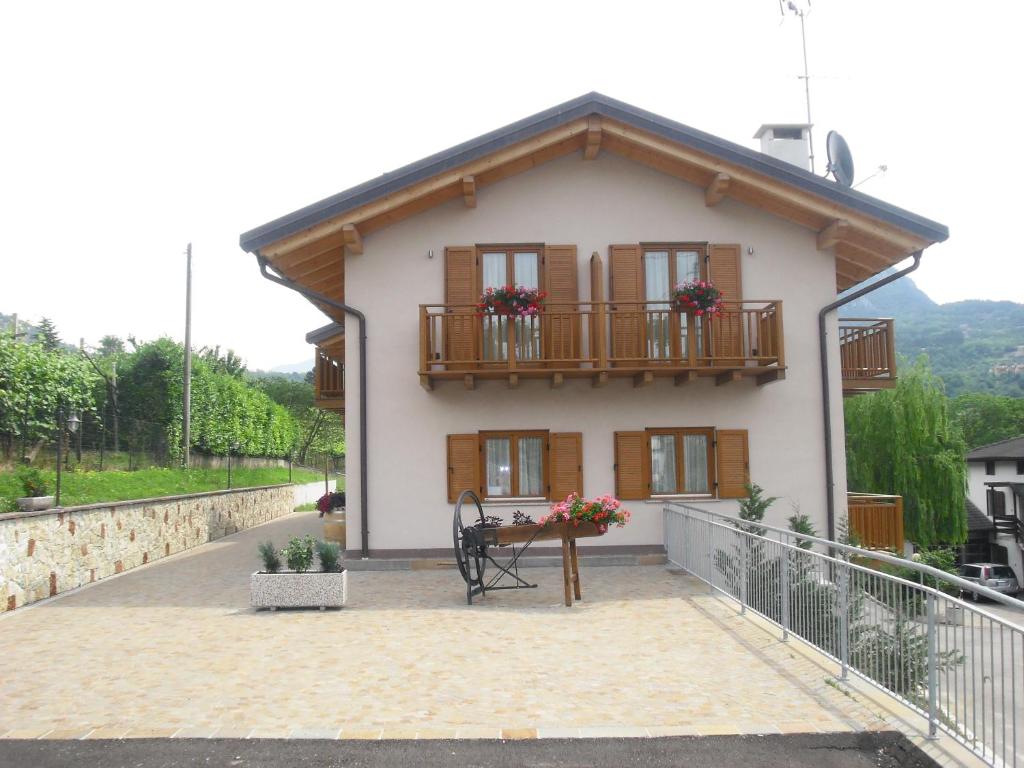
(783, 1, 815, 173)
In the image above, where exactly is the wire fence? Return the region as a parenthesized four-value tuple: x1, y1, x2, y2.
(665, 503, 1024, 767)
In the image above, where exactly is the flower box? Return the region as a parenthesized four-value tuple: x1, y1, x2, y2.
(670, 280, 723, 317)
(250, 569, 347, 610)
(16, 495, 55, 512)
(477, 286, 547, 317)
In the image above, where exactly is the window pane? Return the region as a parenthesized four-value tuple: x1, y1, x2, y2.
(676, 250, 700, 283)
(650, 434, 677, 494)
(513, 252, 539, 289)
(482, 252, 507, 290)
(518, 436, 544, 496)
(644, 251, 670, 301)
(682, 433, 709, 494)
(485, 438, 511, 496)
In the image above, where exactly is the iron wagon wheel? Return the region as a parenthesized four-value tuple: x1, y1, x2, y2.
(453, 490, 487, 599)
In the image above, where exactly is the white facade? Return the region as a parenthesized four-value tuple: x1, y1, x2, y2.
(341, 151, 849, 555)
(967, 459, 1024, 513)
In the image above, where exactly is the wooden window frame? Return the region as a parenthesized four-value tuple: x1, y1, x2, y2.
(646, 426, 716, 498)
(640, 242, 709, 299)
(985, 460, 996, 476)
(476, 244, 545, 295)
(1016, 459, 1024, 475)
(479, 429, 550, 500)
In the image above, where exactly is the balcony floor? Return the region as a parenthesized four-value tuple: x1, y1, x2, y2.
(420, 365, 785, 390)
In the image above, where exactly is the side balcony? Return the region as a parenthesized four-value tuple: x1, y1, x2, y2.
(314, 350, 345, 412)
(839, 318, 896, 394)
(419, 300, 785, 389)
(847, 492, 904, 551)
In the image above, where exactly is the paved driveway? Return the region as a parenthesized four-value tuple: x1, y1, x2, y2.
(0, 511, 884, 740)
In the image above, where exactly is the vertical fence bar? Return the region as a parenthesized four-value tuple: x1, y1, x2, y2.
(739, 534, 748, 615)
(838, 564, 849, 680)
(926, 592, 938, 738)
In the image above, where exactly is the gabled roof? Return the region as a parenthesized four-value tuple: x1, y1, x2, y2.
(966, 499, 994, 532)
(240, 92, 949, 321)
(305, 321, 344, 346)
(966, 436, 1024, 461)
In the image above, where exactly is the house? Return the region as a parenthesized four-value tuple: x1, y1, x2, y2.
(239, 93, 948, 561)
(966, 435, 1024, 580)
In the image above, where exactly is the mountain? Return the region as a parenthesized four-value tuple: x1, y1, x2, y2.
(270, 359, 314, 375)
(842, 275, 1024, 397)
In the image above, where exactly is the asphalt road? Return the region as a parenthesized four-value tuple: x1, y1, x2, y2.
(0, 733, 938, 768)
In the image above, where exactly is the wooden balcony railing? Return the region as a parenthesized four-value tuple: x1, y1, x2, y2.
(839, 318, 896, 393)
(419, 300, 785, 388)
(848, 492, 904, 551)
(314, 351, 344, 411)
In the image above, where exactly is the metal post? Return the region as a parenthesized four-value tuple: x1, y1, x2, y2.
(227, 449, 232, 490)
(838, 565, 850, 680)
(183, 243, 192, 468)
(288, 455, 292, 483)
(324, 457, 329, 495)
(55, 406, 63, 507)
(780, 544, 790, 641)
(926, 592, 939, 738)
(739, 534, 748, 614)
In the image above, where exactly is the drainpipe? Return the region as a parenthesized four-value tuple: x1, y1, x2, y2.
(819, 249, 922, 541)
(256, 255, 370, 558)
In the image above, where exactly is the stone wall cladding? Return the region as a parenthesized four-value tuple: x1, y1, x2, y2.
(0, 484, 296, 612)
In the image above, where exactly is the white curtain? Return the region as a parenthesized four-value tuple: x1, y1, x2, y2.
(518, 436, 543, 496)
(650, 434, 677, 494)
(485, 438, 511, 496)
(644, 251, 671, 359)
(481, 252, 507, 361)
(513, 252, 539, 289)
(683, 434, 709, 493)
(482, 252, 507, 289)
(513, 252, 540, 360)
(676, 250, 700, 283)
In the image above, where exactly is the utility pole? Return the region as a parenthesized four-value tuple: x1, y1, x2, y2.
(183, 243, 193, 468)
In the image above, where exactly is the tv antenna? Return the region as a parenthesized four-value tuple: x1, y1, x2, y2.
(825, 130, 855, 187)
(780, 0, 815, 173)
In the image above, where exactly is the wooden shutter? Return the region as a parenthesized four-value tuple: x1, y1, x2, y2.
(543, 245, 580, 368)
(615, 431, 648, 500)
(708, 244, 743, 361)
(447, 433, 479, 503)
(444, 247, 477, 367)
(549, 432, 583, 502)
(609, 245, 643, 364)
(716, 429, 750, 499)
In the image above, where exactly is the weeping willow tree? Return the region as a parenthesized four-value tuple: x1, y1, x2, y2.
(845, 356, 967, 547)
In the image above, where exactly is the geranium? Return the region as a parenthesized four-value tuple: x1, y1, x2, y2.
(537, 492, 631, 534)
(477, 285, 547, 318)
(670, 280, 723, 317)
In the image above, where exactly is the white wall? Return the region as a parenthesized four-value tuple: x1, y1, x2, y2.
(343, 151, 849, 553)
(967, 459, 1023, 513)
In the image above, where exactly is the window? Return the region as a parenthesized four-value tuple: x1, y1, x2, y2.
(1017, 459, 1024, 475)
(985, 460, 996, 475)
(446, 431, 583, 503)
(479, 246, 543, 363)
(647, 428, 715, 496)
(642, 244, 707, 360)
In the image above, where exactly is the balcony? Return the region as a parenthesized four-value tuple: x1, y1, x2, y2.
(419, 300, 785, 389)
(839, 318, 896, 394)
(314, 350, 344, 411)
(847, 493, 904, 551)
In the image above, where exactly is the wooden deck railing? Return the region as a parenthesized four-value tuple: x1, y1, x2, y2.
(419, 300, 785, 387)
(314, 351, 344, 408)
(847, 492, 904, 551)
(839, 318, 896, 392)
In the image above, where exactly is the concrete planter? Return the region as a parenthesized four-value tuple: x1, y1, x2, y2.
(16, 496, 55, 512)
(250, 569, 347, 610)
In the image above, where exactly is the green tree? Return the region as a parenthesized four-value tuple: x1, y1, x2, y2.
(845, 356, 967, 546)
(950, 392, 1024, 449)
(97, 335, 125, 357)
(35, 317, 61, 352)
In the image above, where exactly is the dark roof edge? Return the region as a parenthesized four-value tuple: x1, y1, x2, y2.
(304, 321, 344, 345)
(965, 435, 1024, 461)
(239, 92, 950, 253)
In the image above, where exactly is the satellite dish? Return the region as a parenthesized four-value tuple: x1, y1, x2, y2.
(826, 130, 855, 187)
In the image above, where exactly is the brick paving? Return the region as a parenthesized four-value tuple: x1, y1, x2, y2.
(0, 511, 888, 740)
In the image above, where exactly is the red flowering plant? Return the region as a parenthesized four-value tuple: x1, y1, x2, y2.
(537, 493, 631, 535)
(477, 285, 547, 318)
(669, 280, 723, 317)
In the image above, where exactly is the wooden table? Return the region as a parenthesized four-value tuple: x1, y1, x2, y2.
(476, 521, 604, 606)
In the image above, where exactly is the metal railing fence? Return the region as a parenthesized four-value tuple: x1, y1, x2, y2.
(664, 503, 1024, 767)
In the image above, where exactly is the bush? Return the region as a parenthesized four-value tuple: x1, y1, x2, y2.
(257, 541, 281, 573)
(15, 466, 50, 497)
(316, 540, 342, 572)
(281, 535, 315, 573)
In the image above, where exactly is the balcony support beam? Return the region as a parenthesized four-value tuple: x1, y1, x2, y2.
(551, 372, 564, 389)
(634, 371, 654, 388)
(592, 371, 608, 388)
(463, 374, 475, 390)
(419, 375, 432, 391)
(674, 371, 698, 386)
(704, 173, 731, 207)
(715, 371, 742, 386)
(508, 373, 519, 389)
(756, 370, 785, 386)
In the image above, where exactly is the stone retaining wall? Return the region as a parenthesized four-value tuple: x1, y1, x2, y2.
(0, 484, 299, 612)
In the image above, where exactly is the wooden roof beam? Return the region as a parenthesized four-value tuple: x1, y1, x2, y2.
(817, 219, 850, 251)
(462, 175, 476, 208)
(584, 116, 602, 160)
(705, 173, 731, 207)
(342, 224, 363, 255)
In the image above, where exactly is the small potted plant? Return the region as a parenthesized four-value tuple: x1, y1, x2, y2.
(317, 490, 346, 548)
(670, 280, 722, 317)
(250, 535, 347, 610)
(14, 466, 55, 512)
(476, 285, 547, 317)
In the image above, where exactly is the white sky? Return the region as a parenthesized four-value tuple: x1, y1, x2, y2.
(2, 0, 1022, 370)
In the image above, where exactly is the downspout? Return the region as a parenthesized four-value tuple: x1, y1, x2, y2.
(820, 249, 923, 541)
(256, 255, 370, 558)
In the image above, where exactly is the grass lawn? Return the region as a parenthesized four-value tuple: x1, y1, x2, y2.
(0, 466, 336, 511)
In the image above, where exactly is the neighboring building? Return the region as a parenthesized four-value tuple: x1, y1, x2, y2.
(966, 436, 1024, 581)
(239, 93, 948, 561)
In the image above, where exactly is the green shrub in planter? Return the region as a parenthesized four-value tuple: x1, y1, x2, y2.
(316, 540, 342, 572)
(15, 466, 50, 498)
(258, 541, 281, 573)
(281, 535, 315, 573)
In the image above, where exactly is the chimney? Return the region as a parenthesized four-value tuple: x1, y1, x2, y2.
(753, 124, 811, 171)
